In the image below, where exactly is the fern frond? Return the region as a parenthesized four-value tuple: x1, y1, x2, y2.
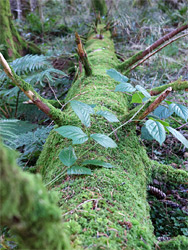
(25, 68, 67, 87)
(0, 55, 51, 80)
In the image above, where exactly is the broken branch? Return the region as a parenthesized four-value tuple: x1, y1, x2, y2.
(118, 23, 188, 71)
(0, 53, 64, 125)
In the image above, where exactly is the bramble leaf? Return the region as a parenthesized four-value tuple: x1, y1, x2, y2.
(96, 110, 119, 122)
(145, 120, 166, 145)
(59, 146, 77, 167)
(54, 126, 88, 144)
(90, 133, 117, 148)
(82, 159, 114, 168)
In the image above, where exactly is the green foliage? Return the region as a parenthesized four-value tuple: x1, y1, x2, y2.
(55, 126, 88, 144)
(107, 68, 188, 148)
(145, 119, 166, 146)
(59, 146, 77, 167)
(70, 100, 95, 127)
(54, 100, 118, 177)
(90, 133, 117, 148)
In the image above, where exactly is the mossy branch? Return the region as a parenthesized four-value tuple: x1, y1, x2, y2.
(0, 53, 64, 125)
(150, 79, 188, 96)
(117, 23, 188, 72)
(0, 142, 70, 249)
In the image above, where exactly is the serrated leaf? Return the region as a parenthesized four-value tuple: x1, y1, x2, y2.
(131, 92, 145, 103)
(67, 166, 92, 175)
(54, 126, 88, 144)
(145, 120, 166, 145)
(106, 68, 129, 83)
(166, 126, 188, 148)
(70, 100, 95, 127)
(59, 146, 77, 167)
(169, 103, 188, 122)
(141, 126, 154, 140)
(136, 85, 151, 98)
(153, 105, 173, 119)
(115, 83, 136, 93)
(156, 119, 169, 127)
(90, 133, 117, 148)
(96, 110, 119, 122)
(81, 159, 114, 168)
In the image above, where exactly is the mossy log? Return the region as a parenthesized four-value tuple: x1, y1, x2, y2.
(0, 142, 70, 250)
(0, 0, 41, 59)
(36, 25, 188, 249)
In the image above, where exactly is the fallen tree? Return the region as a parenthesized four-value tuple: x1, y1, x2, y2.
(0, 7, 188, 250)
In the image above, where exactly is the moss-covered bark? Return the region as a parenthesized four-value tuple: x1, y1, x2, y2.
(0, 0, 41, 59)
(36, 25, 188, 249)
(0, 142, 71, 249)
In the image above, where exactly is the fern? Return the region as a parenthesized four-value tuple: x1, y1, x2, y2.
(0, 119, 19, 146)
(0, 54, 51, 80)
(25, 68, 67, 87)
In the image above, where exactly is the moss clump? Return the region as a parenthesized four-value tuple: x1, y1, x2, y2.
(158, 235, 188, 250)
(0, 142, 70, 249)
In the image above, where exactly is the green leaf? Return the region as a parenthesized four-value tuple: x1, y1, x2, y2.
(106, 68, 129, 83)
(141, 126, 154, 140)
(145, 120, 166, 145)
(67, 166, 92, 175)
(135, 85, 151, 98)
(153, 105, 173, 119)
(90, 133, 117, 148)
(59, 146, 77, 167)
(166, 127, 188, 148)
(54, 126, 88, 144)
(131, 92, 145, 103)
(70, 100, 95, 127)
(156, 119, 169, 127)
(169, 103, 188, 122)
(96, 110, 119, 122)
(115, 83, 136, 93)
(82, 159, 114, 168)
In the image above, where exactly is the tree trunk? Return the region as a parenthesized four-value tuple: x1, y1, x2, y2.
(0, 0, 41, 59)
(36, 24, 188, 249)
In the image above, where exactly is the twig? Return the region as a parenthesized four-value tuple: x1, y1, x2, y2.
(137, 87, 172, 121)
(128, 33, 188, 72)
(118, 23, 188, 71)
(0, 53, 64, 125)
(47, 80, 64, 109)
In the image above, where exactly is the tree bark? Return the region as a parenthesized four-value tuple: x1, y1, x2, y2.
(0, 0, 41, 59)
(36, 24, 188, 249)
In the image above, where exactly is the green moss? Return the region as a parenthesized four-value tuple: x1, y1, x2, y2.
(158, 235, 188, 250)
(91, 0, 107, 16)
(0, 142, 70, 249)
(0, 0, 40, 59)
(151, 161, 188, 184)
(36, 24, 187, 249)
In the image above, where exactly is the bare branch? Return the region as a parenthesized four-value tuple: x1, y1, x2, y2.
(127, 33, 188, 73)
(118, 23, 188, 71)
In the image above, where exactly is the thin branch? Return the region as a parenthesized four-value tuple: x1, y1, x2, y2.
(118, 23, 188, 71)
(0, 53, 64, 125)
(127, 33, 188, 73)
(137, 87, 172, 121)
(150, 79, 188, 96)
